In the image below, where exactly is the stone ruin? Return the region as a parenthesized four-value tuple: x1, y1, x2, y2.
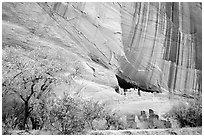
(126, 109, 172, 129)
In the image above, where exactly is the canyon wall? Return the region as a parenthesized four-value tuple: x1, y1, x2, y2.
(2, 2, 202, 98)
(119, 2, 202, 95)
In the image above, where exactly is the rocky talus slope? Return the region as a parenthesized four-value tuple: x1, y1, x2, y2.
(2, 2, 202, 99)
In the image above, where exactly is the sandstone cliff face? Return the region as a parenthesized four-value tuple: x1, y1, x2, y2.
(120, 2, 202, 95)
(2, 2, 202, 99)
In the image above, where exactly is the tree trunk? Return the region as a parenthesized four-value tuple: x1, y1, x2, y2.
(23, 101, 29, 130)
(89, 120, 94, 130)
(106, 123, 110, 130)
(30, 117, 37, 130)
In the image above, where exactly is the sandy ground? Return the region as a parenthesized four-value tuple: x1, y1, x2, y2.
(107, 90, 185, 118)
(8, 127, 202, 135)
(88, 127, 202, 135)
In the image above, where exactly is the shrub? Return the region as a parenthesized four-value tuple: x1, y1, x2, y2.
(103, 112, 127, 130)
(47, 93, 127, 134)
(2, 123, 11, 135)
(2, 97, 25, 130)
(82, 99, 105, 130)
(167, 98, 202, 127)
(48, 94, 86, 135)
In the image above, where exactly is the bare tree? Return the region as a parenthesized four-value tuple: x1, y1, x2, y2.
(2, 47, 65, 130)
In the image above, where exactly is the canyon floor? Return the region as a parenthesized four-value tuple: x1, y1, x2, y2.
(8, 127, 202, 135)
(106, 89, 186, 117)
(7, 91, 199, 135)
(88, 127, 202, 135)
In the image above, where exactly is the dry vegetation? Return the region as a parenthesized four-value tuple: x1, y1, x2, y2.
(2, 47, 126, 135)
(166, 96, 202, 128)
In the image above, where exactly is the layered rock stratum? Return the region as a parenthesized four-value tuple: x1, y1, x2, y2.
(2, 2, 202, 100)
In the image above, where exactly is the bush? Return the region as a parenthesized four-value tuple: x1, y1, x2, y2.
(167, 98, 202, 128)
(103, 112, 127, 130)
(47, 93, 127, 134)
(82, 99, 105, 130)
(2, 97, 25, 130)
(2, 123, 11, 135)
(47, 94, 109, 134)
(48, 94, 86, 135)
